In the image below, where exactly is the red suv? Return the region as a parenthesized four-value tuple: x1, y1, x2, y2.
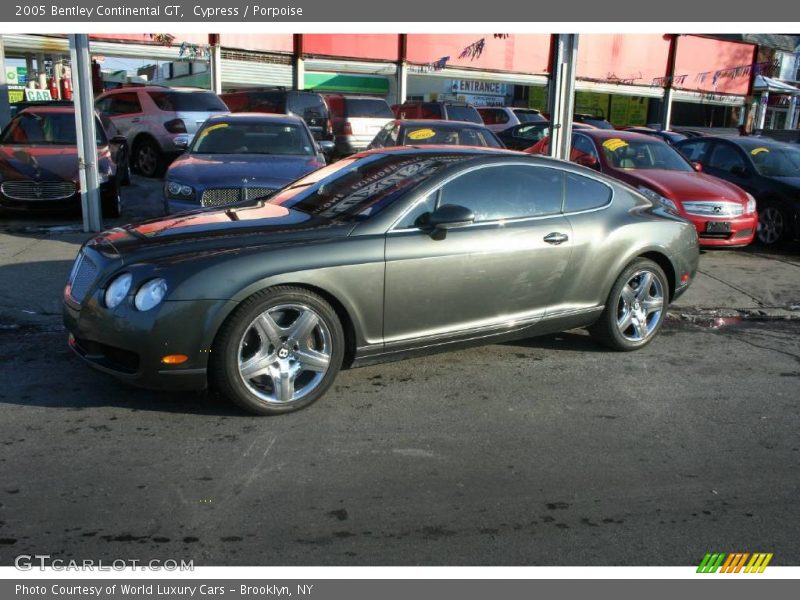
(527, 130, 758, 247)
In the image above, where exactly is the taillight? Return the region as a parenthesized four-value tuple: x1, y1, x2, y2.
(325, 118, 332, 136)
(164, 119, 187, 134)
(342, 121, 353, 136)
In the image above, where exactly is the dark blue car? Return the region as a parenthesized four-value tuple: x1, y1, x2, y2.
(164, 113, 332, 214)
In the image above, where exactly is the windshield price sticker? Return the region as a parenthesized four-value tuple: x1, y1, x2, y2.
(751, 147, 769, 155)
(407, 129, 437, 140)
(602, 138, 629, 152)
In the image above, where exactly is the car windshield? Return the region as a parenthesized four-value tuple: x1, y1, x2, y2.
(513, 110, 546, 123)
(601, 137, 693, 172)
(345, 98, 393, 118)
(747, 144, 800, 177)
(148, 91, 228, 112)
(190, 121, 315, 155)
(401, 125, 502, 148)
(446, 105, 482, 124)
(268, 153, 471, 221)
(0, 111, 106, 145)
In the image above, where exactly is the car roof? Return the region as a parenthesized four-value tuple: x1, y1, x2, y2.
(103, 85, 212, 94)
(17, 106, 76, 115)
(204, 112, 305, 125)
(692, 135, 796, 150)
(396, 119, 491, 129)
(355, 145, 521, 159)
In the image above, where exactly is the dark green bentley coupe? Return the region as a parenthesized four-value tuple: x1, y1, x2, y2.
(64, 147, 699, 415)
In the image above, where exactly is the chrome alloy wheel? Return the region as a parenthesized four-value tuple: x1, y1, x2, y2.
(616, 270, 665, 343)
(137, 143, 158, 176)
(757, 206, 784, 246)
(237, 303, 332, 405)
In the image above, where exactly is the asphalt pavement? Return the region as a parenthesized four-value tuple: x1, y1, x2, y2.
(0, 176, 799, 566)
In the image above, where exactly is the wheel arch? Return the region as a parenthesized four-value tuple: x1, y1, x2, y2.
(637, 250, 676, 301)
(204, 281, 360, 371)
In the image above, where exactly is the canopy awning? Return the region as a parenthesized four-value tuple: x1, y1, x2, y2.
(753, 75, 800, 95)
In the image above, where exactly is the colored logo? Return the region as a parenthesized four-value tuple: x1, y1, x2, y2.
(697, 552, 773, 573)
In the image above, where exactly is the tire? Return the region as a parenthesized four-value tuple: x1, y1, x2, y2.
(132, 137, 165, 178)
(210, 286, 345, 415)
(757, 201, 790, 247)
(120, 152, 132, 186)
(589, 258, 669, 352)
(101, 185, 122, 219)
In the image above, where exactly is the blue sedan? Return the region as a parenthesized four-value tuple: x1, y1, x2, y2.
(164, 113, 332, 214)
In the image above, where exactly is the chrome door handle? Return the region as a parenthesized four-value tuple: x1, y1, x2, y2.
(543, 232, 569, 245)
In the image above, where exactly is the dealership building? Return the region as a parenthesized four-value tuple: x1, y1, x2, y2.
(1, 33, 799, 130)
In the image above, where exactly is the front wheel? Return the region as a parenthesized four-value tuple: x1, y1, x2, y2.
(133, 138, 164, 178)
(210, 286, 344, 415)
(757, 202, 789, 247)
(589, 258, 668, 351)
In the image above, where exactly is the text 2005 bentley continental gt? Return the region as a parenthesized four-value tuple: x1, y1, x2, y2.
(64, 147, 699, 415)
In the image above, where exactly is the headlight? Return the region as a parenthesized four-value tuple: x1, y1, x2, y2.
(104, 273, 132, 308)
(638, 186, 679, 213)
(134, 278, 168, 311)
(166, 181, 194, 198)
(745, 192, 757, 215)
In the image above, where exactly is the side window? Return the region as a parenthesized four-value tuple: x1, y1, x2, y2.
(564, 173, 612, 213)
(439, 165, 563, 222)
(571, 134, 599, 162)
(108, 93, 142, 116)
(478, 109, 494, 124)
(678, 140, 710, 162)
(95, 96, 112, 114)
(707, 143, 746, 172)
(372, 122, 395, 148)
(422, 103, 442, 119)
(495, 110, 510, 124)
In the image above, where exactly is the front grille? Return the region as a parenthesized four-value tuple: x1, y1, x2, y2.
(1, 180, 77, 201)
(200, 187, 276, 208)
(699, 232, 734, 239)
(68, 252, 98, 303)
(682, 200, 744, 218)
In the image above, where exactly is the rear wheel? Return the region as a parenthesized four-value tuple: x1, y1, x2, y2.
(589, 258, 668, 351)
(757, 202, 789, 247)
(133, 137, 164, 178)
(210, 286, 344, 415)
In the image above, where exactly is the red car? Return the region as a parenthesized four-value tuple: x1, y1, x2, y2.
(526, 130, 757, 247)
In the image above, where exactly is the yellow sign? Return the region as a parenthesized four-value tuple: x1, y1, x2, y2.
(751, 147, 769, 155)
(602, 138, 629, 152)
(407, 128, 436, 141)
(199, 123, 229, 138)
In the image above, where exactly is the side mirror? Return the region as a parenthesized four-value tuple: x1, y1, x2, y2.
(425, 204, 475, 230)
(691, 161, 703, 172)
(575, 154, 599, 169)
(731, 165, 749, 177)
(318, 140, 335, 157)
(110, 135, 127, 145)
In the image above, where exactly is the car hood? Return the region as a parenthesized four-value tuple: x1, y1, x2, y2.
(167, 153, 323, 188)
(0, 145, 98, 181)
(618, 169, 747, 202)
(92, 201, 355, 262)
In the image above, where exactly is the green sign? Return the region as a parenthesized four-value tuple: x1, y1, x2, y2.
(6, 66, 27, 86)
(304, 72, 389, 95)
(528, 86, 548, 111)
(24, 89, 53, 102)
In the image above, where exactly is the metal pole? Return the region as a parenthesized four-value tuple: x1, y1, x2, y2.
(293, 34, 305, 91)
(208, 34, 222, 93)
(660, 34, 678, 130)
(69, 34, 102, 232)
(547, 34, 578, 161)
(0, 36, 11, 128)
(396, 34, 408, 105)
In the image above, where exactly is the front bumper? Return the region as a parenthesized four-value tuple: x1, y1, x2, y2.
(64, 286, 236, 391)
(688, 213, 758, 247)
